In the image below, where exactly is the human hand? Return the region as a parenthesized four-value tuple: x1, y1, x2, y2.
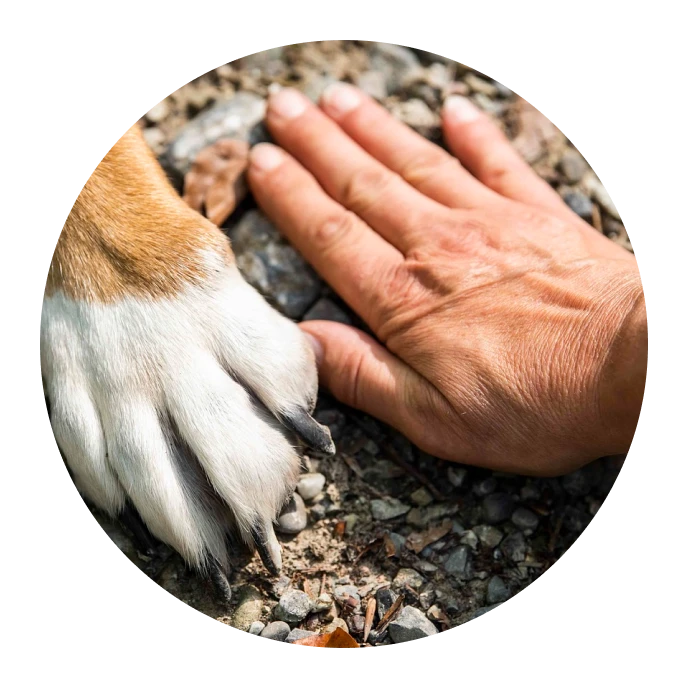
(246, 84, 646, 476)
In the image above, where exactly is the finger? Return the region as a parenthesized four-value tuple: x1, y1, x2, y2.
(299, 321, 435, 437)
(319, 82, 501, 210)
(442, 96, 573, 220)
(265, 88, 446, 252)
(248, 142, 403, 328)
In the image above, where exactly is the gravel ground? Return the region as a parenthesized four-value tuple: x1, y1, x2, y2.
(91, 40, 631, 646)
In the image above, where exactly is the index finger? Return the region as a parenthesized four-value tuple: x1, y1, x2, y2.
(247, 142, 403, 330)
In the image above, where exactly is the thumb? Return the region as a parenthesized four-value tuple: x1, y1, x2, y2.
(299, 320, 424, 435)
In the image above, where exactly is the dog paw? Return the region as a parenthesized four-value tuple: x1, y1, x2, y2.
(41, 260, 333, 575)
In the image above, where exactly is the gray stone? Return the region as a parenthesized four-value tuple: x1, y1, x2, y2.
(162, 92, 266, 180)
(564, 191, 594, 219)
(371, 497, 411, 521)
(444, 545, 473, 579)
(393, 568, 425, 590)
(274, 589, 313, 623)
(464, 73, 499, 97)
(473, 476, 497, 497)
(146, 99, 169, 124)
(232, 585, 263, 631)
(142, 126, 165, 152)
(447, 466, 468, 488)
(323, 618, 349, 634)
(334, 584, 361, 608)
(230, 211, 322, 319)
(389, 606, 438, 643)
(388, 98, 440, 135)
(376, 588, 398, 619)
(276, 493, 308, 534)
(296, 473, 326, 501)
(248, 621, 265, 635)
(355, 70, 388, 100)
(486, 576, 511, 604)
(473, 524, 504, 548)
(501, 532, 527, 562)
(561, 466, 595, 497)
(583, 175, 620, 219)
(302, 298, 351, 325)
(482, 493, 516, 524)
(260, 621, 291, 641)
(285, 628, 317, 643)
(370, 42, 421, 93)
(559, 149, 587, 183)
(511, 507, 539, 531)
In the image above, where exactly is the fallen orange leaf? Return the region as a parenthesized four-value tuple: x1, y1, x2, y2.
(291, 627, 359, 648)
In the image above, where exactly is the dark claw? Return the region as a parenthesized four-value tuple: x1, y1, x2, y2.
(208, 559, 232, 608)
(250, 521, 282, 576)
(119, 503, 157, 555)
(280, 408, 335, 455)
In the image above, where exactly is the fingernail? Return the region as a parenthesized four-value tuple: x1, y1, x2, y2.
(250, 143, 284, 172)
(443, 95, 481, 123)
(269, 88, 309, 119)
(304, 333, 324, 366)
(321, 82, 361, 117)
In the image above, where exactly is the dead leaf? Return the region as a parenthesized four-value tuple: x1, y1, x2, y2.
(363, 598, 376, 643)
(183, 139, 249, 226)
(291, 627, 360, 648)
(405, 518, 452, 554)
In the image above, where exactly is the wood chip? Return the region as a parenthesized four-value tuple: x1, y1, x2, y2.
(363, 598, 376, 643)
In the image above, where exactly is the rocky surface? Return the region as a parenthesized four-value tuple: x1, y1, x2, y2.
(90, 40, 630, 646)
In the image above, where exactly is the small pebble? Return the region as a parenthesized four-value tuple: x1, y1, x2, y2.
(389, 606, 439, 643)
(334, 585, 362, 608)
(559, 149, 587, 183)
(447, 466, 468, 488)
(419, 589, 436, 610)
(313, 592, 333, 613)
(473, 524, 504, 548)
(260, 621, 291, 641)
(146, 99, 169, 123)
(309, 503, 327, 521)
(410, 487, 434, 507)
(500, 532, 527, 562)
(376, 588, 398, 619)
(460, 529, 479, 550)
(444, 545, 473, 579)
(348, 615, 366, 635)
(276, 493, 308, 534)
(464, 73, 499, 97)
(286, 629, 317, 643)
(394, 568, 425, 590)
(564, 191, 594, 219)
(486, 576, 511, 604)
(274, 589, 313, 623)
(296, 473, 326, 501)
(371, 497, 411, 520)
(473, 476, 497, 497)
(232, 585, 263, 631)
(482, 493, 516, 524)
(324, 618, 349, 634)
(248, 621, 265, 635)
(511, 507, 539, 531)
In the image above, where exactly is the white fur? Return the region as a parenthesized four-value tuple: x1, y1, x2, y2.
(41, 263, 318, 571)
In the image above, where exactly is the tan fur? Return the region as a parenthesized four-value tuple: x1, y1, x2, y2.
(47, 125, 233, 302)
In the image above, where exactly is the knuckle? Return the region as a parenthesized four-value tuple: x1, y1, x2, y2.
(402, 150, 460, 188)
(339, 165, 394, 214)
(311, 210, 359, 250)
